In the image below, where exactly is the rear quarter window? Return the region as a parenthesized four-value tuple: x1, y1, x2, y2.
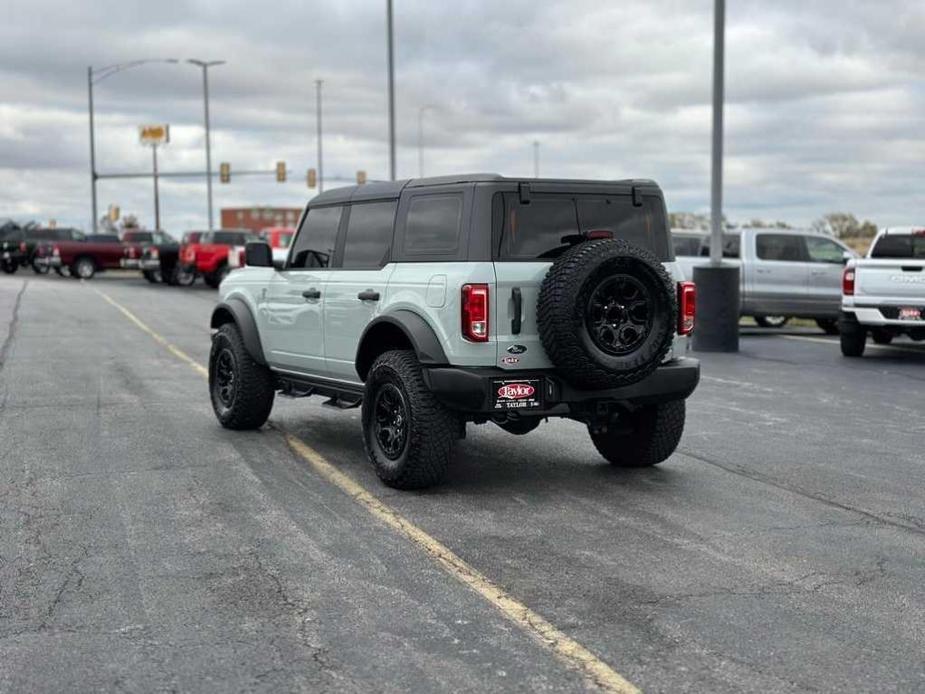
(403, 195, 462, 256)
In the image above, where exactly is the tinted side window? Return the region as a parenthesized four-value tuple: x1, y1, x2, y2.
(404, 195, 462, 255)
(290, 206, 341, 268)
(756, 234, 805, 261)
(672, 235, 703, 257)
(700, 234, 740, 258)
(342, 201, 397, 269)
(805, 236, 845, 263)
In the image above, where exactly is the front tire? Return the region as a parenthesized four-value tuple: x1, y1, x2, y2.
(839, 313, 866, 357)
(755, 316, 789, 328)
(143, 270, 162, 283)
(1, 260, 18, 274)
(31, 259, 49, 275)
(816, 318, 839, 335)
(209, 323, 275, 429)
(590, 400, 685, 468)
(362, 350, 458, 489)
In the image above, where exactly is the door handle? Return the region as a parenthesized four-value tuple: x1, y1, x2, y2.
(511, 287, 522, 334)
(302, 288, 321, 300)
(357, 290, 380, 301)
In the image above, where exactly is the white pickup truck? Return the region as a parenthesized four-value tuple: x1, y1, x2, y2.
(840, 227, 925, 356)
(673, 228, 856, 333)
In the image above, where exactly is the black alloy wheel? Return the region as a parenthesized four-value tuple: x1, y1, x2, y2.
(213, 348, 237, 409)
(585, 275, 653, 356)
(372, 383, 409, 460)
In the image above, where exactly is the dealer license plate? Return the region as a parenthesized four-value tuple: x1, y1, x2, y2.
(898, 307, 922, 321)
(491, 378, 544, 410)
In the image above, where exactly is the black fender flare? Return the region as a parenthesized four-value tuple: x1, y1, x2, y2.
(210, 298, 267, 365)
(355, 310, 448, 380)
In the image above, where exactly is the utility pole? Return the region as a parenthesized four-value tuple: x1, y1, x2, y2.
(417, 105, 435, 178)
(692, 0, 740, 353)
(386, 0, 396, 180)
(152, 144, 161, 230)
(316, 79, 324, 193)
(87, 67, 98, 232)
(187, 60, 226, 230)
(533, 140, 540, 178)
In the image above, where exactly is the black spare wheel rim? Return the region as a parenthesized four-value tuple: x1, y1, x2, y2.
(373, 383, 408, 460)
(585, 274, 653, 356)
(214, 348, 237, 408)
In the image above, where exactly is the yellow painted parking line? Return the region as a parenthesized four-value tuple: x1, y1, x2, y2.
(779, 334, 924, 354)
(97, 288, 640, 694)
(96, 289, 209, 378)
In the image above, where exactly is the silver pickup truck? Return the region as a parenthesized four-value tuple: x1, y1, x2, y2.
(840, 227, 925, 356)
(673, 228, 857, 333)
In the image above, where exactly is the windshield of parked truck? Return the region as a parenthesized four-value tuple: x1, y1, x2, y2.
(870, 233, 925, 259)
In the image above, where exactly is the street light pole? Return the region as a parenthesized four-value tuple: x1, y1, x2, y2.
(692, 0, 740, 353)
(152, 144, 161, 230)
(187, 60, 226, 230)
(86, 59, 178, 233)
(316, 79, 324, 193)
(386, 0, 396, 181)
(87, 67, 98, 232)
(417, 105, 435, 178)
(533, 140, 540, 178)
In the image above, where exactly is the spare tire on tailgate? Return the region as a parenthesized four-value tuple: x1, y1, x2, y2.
(537, 238, 675, 389)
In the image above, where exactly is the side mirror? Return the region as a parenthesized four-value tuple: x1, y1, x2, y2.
(244, 241, 273, 267)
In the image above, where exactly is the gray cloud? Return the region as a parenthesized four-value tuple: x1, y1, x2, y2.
(1, 0, 924, 232)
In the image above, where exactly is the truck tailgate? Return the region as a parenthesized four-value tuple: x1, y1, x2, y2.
(855, 259, 925, 301)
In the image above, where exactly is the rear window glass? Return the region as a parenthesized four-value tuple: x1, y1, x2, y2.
(404, 195, 462, 255)
(870, 234, 925, 259)
(123, 231, 153, 243)
(496, 193, 670, 260)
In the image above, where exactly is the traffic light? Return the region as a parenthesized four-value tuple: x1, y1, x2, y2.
(356, 170, 367, 185)
(276, 161, 286, 183)
(307, 168, 317, 188)
(219, 162, 230, 183)
(108, 205, 120, 222)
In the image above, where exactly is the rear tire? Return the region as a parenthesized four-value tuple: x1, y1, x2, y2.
(839, 313, 866, 357)
(755, 316, 789, 328)
(362, 350, 458, 489)
(815, 318, 839, 335)
(209, 323, 275, 430)
(72, 257, 96, 280)
(590, 400, 686, 467)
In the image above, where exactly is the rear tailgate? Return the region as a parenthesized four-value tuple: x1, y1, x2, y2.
(855, 259, 925, 301)
(493, 262, 554, 370)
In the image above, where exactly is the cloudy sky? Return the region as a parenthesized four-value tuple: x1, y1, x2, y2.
(2, 0, 924, 232)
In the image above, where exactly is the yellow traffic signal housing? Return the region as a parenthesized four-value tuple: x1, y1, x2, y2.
(307, 168, 317, 188)
(276, 161, 286, 182)
(219, 162, 230, 183)
(356, 170, 367, 185)
(108, 205, 120, 222)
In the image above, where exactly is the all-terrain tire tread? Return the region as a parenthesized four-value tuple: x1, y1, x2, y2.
(537, 239, 675, 389)
(210, 323, 275, 430)
(590, 400, 686, 467)
(363, 350, 457, 489)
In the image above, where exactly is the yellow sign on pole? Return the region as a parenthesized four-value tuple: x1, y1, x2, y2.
(307, 168, 317, 188)
(139, 124, 170, 146)
(356, 170, 367, 185)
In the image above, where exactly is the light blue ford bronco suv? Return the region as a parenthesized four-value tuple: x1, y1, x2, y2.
(209, 174, 700, 489)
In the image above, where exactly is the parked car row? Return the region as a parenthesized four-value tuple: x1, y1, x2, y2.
(4, 225, 295, 289)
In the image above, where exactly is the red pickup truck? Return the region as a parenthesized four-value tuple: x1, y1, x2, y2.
(178, 229, 258, 288)
(35, 233, 153, 280)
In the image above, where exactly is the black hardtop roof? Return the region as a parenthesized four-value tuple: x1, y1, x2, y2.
(307, 174, 661, 206)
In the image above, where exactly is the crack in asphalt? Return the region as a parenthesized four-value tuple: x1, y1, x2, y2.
(680, 447, 925, 537)
(0, 279, 26, 375)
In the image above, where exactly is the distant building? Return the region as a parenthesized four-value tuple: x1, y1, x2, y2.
(221, 206, 302, 231)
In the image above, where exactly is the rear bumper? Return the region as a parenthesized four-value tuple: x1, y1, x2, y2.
(139, 259, 161, 271)
(34, 256, 61, 268)
(843, 304, 925, 328)
(120, 258, 141, 269)
(423, 358, 700, 416)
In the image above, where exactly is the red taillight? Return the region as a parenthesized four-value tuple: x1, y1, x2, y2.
(52, 244, 60, 257)
(461, 283, 489, 342)
(678, 281, 696, 335)
(842, 267, 855, 295)
(238, 248, 246, 265)
(19, 241, 26, 252)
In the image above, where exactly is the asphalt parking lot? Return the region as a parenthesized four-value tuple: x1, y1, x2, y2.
(1, 273, 923, 693)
